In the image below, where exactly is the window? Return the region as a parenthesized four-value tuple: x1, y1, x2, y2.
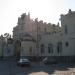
(29, 47, 32, 55)
(57, 42, 62, 53)
(48, 43, 53, 53)
(41, 44, 45, 54)
(64, 25, 68, 34)
(65, 42, 69, 47)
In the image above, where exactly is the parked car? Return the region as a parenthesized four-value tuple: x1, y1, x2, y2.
(42, 57, 57, 64)
(17, 58, 31, 66)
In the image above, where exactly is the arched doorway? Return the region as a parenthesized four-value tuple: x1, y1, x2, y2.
(14, 40, 21, 59)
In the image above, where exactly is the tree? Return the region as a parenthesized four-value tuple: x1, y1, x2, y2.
(3, 33, 11, 38)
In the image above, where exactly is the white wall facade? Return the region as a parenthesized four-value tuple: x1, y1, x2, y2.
(39, 33, 62, 57)
(39, 9, 75, 57)
(60, 9, 75, 56)
(13, 10, 75, 63)
(21, 41, 36, 57)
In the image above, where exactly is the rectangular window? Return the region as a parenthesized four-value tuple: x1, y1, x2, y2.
(48, 43, 53, 54)
(57, 42, 62, 53)
(41, 44, 45, 54)
(64, 25, 68, 34)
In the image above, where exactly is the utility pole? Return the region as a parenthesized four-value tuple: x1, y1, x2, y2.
(1, 35, 4, 59)
(35, 18, 39, 61)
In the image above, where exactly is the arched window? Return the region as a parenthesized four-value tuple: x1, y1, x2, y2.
(41, 44, 45, 54)
(48, 43, 53, 54)
(57, 42, 62, 53)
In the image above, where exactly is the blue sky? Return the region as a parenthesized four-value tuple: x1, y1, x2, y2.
(0, 0, 75, 35)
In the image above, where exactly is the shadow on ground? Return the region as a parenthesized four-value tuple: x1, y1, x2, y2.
(25, 62, 75, 75)
(0, 59, 75, 75)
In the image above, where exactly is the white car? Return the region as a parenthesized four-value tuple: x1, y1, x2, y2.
(17, 58, 31, 66)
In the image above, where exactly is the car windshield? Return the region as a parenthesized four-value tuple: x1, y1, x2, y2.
(19, 59, 29, 62)
(43, 57, 47, 61)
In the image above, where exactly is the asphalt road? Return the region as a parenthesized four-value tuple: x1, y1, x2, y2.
(0, 60, 75, 75)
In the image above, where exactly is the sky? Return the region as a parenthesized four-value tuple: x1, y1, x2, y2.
(0, 0, 75, 35)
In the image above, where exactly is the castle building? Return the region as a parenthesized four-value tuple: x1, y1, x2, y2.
(13, 13, 61, 41)
(13, 9, 75, 62)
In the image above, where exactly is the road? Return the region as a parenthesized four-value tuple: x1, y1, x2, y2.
(0, 60, 75, 75)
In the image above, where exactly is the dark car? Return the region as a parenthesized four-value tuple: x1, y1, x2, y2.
(17, 58, 31, 66)
(43, 57, 57, 64)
